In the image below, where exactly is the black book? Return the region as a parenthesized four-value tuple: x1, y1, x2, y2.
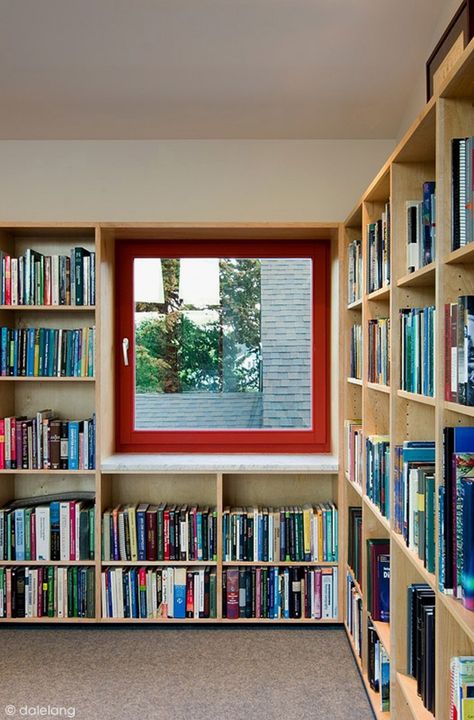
(238, 568, 246, 618)
(244, 568, 252, 619)
(250, 566, 257, 617)
(452, 138, 461, 250)
(289, 567, 302, 619)
(60, 422, 68, 470)
(15, 567, 26, 618)
(414, 590, 435, 694)
(423, 607, 435, 713)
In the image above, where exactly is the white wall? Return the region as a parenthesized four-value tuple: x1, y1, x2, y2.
(0, 139, 394, 223)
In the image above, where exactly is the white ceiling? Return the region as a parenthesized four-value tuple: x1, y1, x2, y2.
(0, 0, 447, 139)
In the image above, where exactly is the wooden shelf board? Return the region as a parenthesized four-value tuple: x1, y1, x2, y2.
(391, 532, 436, 590)
(0, 617, 97, 623)
(0, 377, 95, 382)
(396, 673, 434, 720)
(366, 286, 390, 302)
(345, 624, 390, 719)
(444, 401, 474, 418)
(345, 472, 363, 497)
(104, 561, 217, 567)
(222, 561, 338, 567)
(367, 382, 390, 394)
(363, 496, 391, 533)
(347, 377, 362, 387)
(0, 305, 96, 311)
(438, 592, 474, 643)
(396, 263, 436, 288)
(99, 617, 338, 624)
(0, 469, 95, 475)
(0, 560, 96, 566)
(397, 390, 435, 406)
(346, 564, 363, 598)
(369, 614, 391, 656)
(347, 298, 362, 310)
(445, 243, 474, 265)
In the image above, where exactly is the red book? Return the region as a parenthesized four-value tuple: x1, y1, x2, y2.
(0, 419, 5, 469)
(6, 568, 11, 618)
(145, 506, 158, 561)
(37, 567, 43, 617)
(4, 255, 11, 305)
(314, 567, 322, 619)
(186, 570, 194, 618)
(10, 417, 16, 469)
(226, 567, 239, 619)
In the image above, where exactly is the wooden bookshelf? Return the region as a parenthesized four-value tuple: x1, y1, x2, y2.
(340, 37, 474, 720)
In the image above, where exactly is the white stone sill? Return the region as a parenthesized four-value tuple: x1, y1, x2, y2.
(101, 453, 339, 474)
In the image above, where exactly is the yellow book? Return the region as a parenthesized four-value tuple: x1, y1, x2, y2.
(127, 504, 138, 562)
(317, 506, 323, 560)
(302, 504, 312, 557)
(33, 330, 40, 376)
(463, 698, 474, 720)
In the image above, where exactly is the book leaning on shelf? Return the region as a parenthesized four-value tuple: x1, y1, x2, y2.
(445, 295, 474, 406)
(367, 619, 390, 713)
(346, 571, 362, 658)
(102, 504, 217, 562)
(366, 435, 390, 519)
(348, 506, 362, 586)
(366, 539, 390, 623)
(0, 496, 95, 561)
(393, 440, 436, 573)
(347, 238, 362, 304)
(350, 323, 362, 379)
(0, 247, 96, 306)
(450, 656, 474, 720)
(452, 137, 474, 250)
(345, 419, 363, 488)
(102, 566, 217, 620)
(0, 566, 95, 619)
(0, 326, 95, 377)
(407, 583, 435, 714)
(367, 318, 390, 385)
(405, 181, 436, 272)
(439, 426, 474, 612)
(367, 201, 390, 293)
(222, 504, 338, 563)
(0, 412, 96, 470)
(223, 565, 338, 620)
(400, 306, 435, 396)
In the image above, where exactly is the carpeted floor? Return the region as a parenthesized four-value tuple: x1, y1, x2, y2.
(0, 626, 374, 720)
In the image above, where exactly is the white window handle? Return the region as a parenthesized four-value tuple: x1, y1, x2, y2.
(122, 338, 129, 366)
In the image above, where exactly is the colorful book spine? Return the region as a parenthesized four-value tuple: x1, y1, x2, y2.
(400, 306, 435, 396)
(367, 318, 390, 385)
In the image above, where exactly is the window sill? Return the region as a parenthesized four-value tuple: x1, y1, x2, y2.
(101, 453, 339, 474)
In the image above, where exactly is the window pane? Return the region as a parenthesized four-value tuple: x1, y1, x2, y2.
(134, 257, 312, 429)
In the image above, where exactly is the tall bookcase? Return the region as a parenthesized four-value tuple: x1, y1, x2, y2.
(0, 223, 342, 625)
(340, 40, 474, 720)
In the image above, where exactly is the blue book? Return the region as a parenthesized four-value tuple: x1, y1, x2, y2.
(68, 421, 79, 469)
(12, 329, 18, 376)
(123, 571, 130, 618)
(283, 568, 290, 619)
(26, 328, 35, 376)
(136, 504, 147, 561)
(0, 327, 8, 374)
(268, 565, 274, 617)
(50, 501, 60, 560)
(173, 567, 186, 618)
(106, 569, 113, 618)
(462, 476, 474, 611)
(14, 509, 25, 561)
(273, 567, 279, 618)
(377, 553, 390, 622)
(258, 515, 263, 561)
(422, 181, 435, 265)
(130, 568, 138, 618)
(196, 511, 203, 560)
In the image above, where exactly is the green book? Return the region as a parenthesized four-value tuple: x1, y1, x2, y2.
(47, 566, 55, 617)
(425, 474, 435, 574)
(24, 508, 31, 561)
(86, 567, 95, 618)
(209, 571, 216, 618)
(72, 565, 79, 617)
(89, 506, 95, 560)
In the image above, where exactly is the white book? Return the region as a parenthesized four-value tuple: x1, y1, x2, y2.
(75, 502, 81, 562)
(322, 571, 333, 619)
(193, 573, 199, 619)
(83, 420, 89, 470)
(101, 572, 107, 618)
(151, 571, 158, 618)
(268, 513, 274, 562)
(11, 258, 18, 305)
(199, 568, 205, 614)
(59, 502, 70, 561)
(146, 570, 152, 619)
(51, 255, 59, 305)
(332, 567, 338, 619)
(167, 567, 174, 618)
(4, 417, 10, 467)
(162, 568, 168, 618)
(36, 506, 50, 560)
(32, 569, 38, 618)
(116, 568, 124, 618)
(57, 567, 64, 618)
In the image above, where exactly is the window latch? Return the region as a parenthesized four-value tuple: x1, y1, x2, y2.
(122, 337, 129, 366)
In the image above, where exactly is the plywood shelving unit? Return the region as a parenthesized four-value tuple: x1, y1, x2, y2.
(340, 38, 474, 720)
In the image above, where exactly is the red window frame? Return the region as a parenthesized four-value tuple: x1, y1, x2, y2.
(115, 238, 330, 453)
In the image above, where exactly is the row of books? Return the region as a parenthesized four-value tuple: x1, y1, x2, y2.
(367, 318, 390, 385)
(102, 504, 217, 563)
(0, 565, 95, 618)
(0, 498, 95, 561)
(0, 412, 96, 470)
(345, 571, 362, 658)
(222, 565, 338, 619)
(101, 566, 217, 619)
(222, 504, 338, 563)
(366, 540, 390, 622)
(450, 656, 474, 720)
(349, 323, 362, 379)
(367, 619, 390, 713)
(440, 426, 474, 612)
(406, 181, 436, 272)
(347, 238, 362, 305)
(445, 296, 474, 406)
(407, 583, 435, 714)
(452, 136, 474, 250)
(400, 306, 435, 396)
(0, 326, 95, 377)
(366, 435, 390, 519)
(348, 506, 362, 587)
(345, 419, 362, 489)
(367, 201, 390, 293)
(0, 247, 96, 306)
(393, 441, 436, 575)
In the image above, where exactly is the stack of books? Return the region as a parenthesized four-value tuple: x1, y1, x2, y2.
(400, 306, 435, 396)
(350, 323, 362, 379)
(222, 565, 338, 620)
(445, 295, 474, 406)
(222, 504, 338, 563)
(367, 201, 390, 293)
(0, 566, 95, 618)
(405, 181, 436, 272)
(101, 566, 217, 619)
(345, 420, 363, 489)
(0, 247, 96, 306)
(102, 504, 217, 563)
(450, 656, 474, 719)
(0, 326, 95, 377)
(439, 426, 474, 612)
(347, 238, 362, 304)
(368, 619, 390, 712)
(348, 506, 362, 586)
(367, 318, 390, 385)
(0, 412, 96, 470)
(452, 137, 474, 250)
(366, 539, 390, 623)
(346, 571, 362, 658)
(393, 441, 436, 573)
(366, 435, 390, 518)
(407, 583, 435, 714)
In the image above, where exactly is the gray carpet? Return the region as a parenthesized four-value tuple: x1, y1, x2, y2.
(0, 626, 374, 720)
